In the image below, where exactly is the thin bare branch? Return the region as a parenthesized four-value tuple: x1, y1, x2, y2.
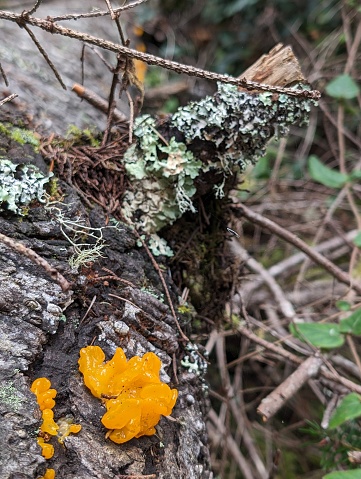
(257, 355, 323, 422)
(21, 23, 66, 89)
(0, 232, 71, 292)
(208, 409, 256, 479)
(0, 10, 320, 99)
(134, 232, 189, 343)
(0, 93, 18, 106)
(233, 203, 361, 295)
(25, 0, 43, 16)
(0, 62, 9, 86)
(230, 239, 296, 319)
(238, 325, 361, 395)
(104, 0, 116, 20)
(50, 0, 149, 22)
(72, 83, 128, 123)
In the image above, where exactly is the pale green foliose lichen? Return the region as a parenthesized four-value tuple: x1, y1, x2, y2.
(122, 84, 316, 233)
(172, 82, 317, 171)
(0, 159, 52, 214)
(121, 115, 202, 233)
(137, 233, 174, 257)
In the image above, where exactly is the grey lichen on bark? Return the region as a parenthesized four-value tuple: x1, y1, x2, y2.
(121, 82, 317, 234)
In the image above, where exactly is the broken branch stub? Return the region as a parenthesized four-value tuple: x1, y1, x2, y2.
(257, 355, 323, 422)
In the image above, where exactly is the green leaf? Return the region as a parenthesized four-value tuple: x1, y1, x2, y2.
(328, 393, 361, 429)
(308, 155, 348, 188)
(349, 170, 361, 181)
(323, 470, 361, 479)
(325, 74, 360, 100)
(336, 300, 351, 311)
(252, 156, 271, 179)
(289, 322, 344, 349)
(339, 308, 361, 335)
(353, 231, 361, 248)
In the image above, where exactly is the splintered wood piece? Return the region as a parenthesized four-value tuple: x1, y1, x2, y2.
(239, 43, 305, 88)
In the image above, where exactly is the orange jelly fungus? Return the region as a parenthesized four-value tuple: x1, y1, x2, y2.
(31, 378, 57, 411)
(40, 409, 59, 436)
(78, 346, 178, 444)
(38, 468, 56, 479)
(37, 437, 54, 460)
(31, 377, 81, 465)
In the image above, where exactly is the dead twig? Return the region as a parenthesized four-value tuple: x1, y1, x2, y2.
(238, 325, 361, 395)
(233, 203, 361, 295)
(116, 475, 156, 479)
(79, 295, 97, 325)
(257, 355, 323, 422)
(0, 232, 72, 292)
(208, 408, 256, 479)
(0, 93, 18, 106)
(134, 232, 189, 343)
(229, 238, 295, 319)
(72, 84, 128, 123)
(0, 10, 320, 99)
(50, 0, 149, 22)
(20, 23, 66, 89)
(25, 0, 43, 16)
(0, 62, 9, 86)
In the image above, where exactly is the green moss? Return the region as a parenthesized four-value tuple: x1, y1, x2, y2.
(48, 177, 60, 198)
(0, 122, 40, 150)
(177, 304, 192, 314)
(65, 124, 101, 147)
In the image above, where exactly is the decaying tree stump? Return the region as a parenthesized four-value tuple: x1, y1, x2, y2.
(0, 9, 318, 475)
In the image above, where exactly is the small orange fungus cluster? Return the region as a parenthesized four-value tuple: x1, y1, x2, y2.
(31, 377, 81, 476)
(78, 345, 178, 444)
(39, 469, 55, 479)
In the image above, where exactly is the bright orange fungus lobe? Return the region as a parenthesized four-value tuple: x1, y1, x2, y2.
(31, 378, 57, 411)
(31, 377, 81, 465)
(37, 437, 54, 459)
(38, 468, 56, 479)
(78, 346, 178, 444)
(40, 409, 59, 436)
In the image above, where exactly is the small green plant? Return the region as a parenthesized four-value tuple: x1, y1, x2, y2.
(290, 307, 361, 350)
(293, 307, 361, 477)
(65, 125, 101, 147)
(303, 420, 361, 476)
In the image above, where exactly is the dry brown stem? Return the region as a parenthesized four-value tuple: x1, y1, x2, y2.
(0, 10, 320, 99)
(0, 93, 18, 106)
(233, 202, 361, 295)
(72, 83, 128, 123)
(257, 355, 323, 422)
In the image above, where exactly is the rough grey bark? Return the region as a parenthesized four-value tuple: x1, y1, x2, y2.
(0, 133, 212, 479)
(0, 145, 208, 476)
(0, 0, 133, 134)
